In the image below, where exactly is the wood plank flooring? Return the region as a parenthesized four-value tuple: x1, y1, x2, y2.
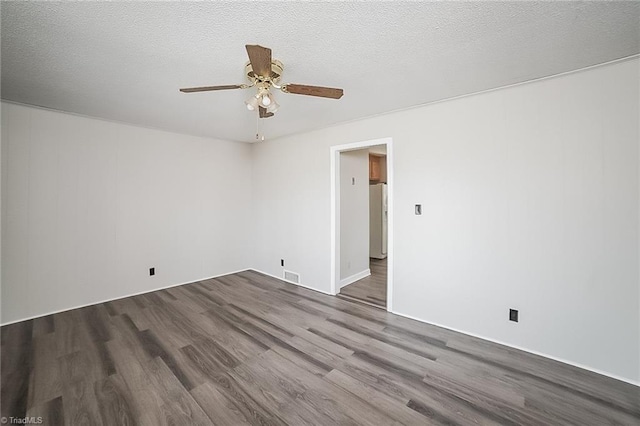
(339, 258, 387, 308)
(2, 270, 639, 425)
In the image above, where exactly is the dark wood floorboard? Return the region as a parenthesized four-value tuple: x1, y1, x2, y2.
(339, 257, 387, 307)
(2, 269, 639, 425)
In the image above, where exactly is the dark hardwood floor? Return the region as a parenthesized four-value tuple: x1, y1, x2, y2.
(2, 270, 638, 425)
(339, 258, 387, 308)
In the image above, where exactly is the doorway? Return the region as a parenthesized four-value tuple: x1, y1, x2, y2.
(330, 137, 393, 312)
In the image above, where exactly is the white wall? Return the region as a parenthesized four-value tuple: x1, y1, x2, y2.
(1, 103, 252, 324)
(339, 150, 369, 282)
(2, 59, 638, 383)
(251, 58, 640, 382)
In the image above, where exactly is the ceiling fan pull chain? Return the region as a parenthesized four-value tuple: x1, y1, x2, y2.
(256, 111, 261, 141)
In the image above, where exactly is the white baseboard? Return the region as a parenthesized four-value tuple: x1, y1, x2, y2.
(5, 266, 636, 387)
(338, 268, 371, 290)
(249, 268, 334, 295)
(390, 309, 640, 387)
(0, 268, 251, 326)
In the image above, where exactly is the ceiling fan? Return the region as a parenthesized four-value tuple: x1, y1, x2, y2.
(180, 45, 344, 119)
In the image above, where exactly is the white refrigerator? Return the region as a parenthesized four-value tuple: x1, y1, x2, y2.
(370, 183, 388, 259)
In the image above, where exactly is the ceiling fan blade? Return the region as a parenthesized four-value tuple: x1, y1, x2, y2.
(259, 106, 274, 118)
(179, 84, 243, 93)
(283, 84, 343, 99)
(246, 45, 272, 78)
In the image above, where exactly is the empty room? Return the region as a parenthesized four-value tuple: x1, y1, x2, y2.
(1, 2, 639, 425)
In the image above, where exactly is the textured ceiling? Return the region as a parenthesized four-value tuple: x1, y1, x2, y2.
(2, 1, 639, 142)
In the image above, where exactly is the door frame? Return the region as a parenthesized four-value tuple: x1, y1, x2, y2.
(330, 137, 394, 312)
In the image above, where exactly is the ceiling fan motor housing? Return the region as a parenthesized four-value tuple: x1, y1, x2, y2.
(245, 60, 284, 84)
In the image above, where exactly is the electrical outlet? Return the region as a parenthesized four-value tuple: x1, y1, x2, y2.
(415, 204, 422, 215)
(281, 259, 285, 267)
(149, 267, 155, 276)
(509, 309, 518, 322)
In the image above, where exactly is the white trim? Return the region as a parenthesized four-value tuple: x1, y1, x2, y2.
(5, 261, 635, 385)
(338, 268, 371, 290)
(0, 100, 246, 144)
(330, 137, 393, 154)
(391, 309, 640, 387)
(249, 268, 333, 295)
(330, 148, 338, 294)
(265, 55, 640, 143)
(3, 56, 638, 145)
(330, 137, 394, 312)
(386, 140, 394, 311)
(0, 268, 250, 326)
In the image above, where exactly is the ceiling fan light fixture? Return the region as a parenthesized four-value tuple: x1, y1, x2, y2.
(245, 96, 259, 111)
(260, 93, 272, 106)
(266, 100, 280, 113)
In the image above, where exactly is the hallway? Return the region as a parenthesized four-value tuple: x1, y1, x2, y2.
(339, 258, 387, 308)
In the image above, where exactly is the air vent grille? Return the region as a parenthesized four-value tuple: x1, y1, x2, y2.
(283, 270, 300, 284)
